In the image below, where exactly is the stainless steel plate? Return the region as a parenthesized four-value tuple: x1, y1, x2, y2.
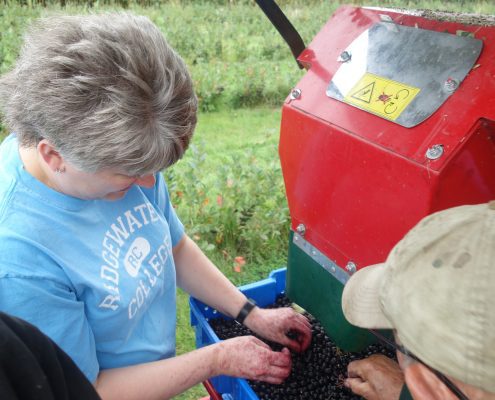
(326, 22, 483, 127)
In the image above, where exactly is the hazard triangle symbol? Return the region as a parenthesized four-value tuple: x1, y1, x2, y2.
(350, 82, 375, 103)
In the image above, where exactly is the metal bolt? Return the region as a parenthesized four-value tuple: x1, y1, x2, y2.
(444, 78, 458, 92)
(426, 144, 444, 160)
(296, 223, 306, 236)
(338, 51, 352, 63)
(380, 14, 394, 23)
(290, 88, 302, 100)
(345, 261, 357, 275)
(331, 266, 336, 273)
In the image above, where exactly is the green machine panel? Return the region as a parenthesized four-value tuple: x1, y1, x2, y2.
(286, 231, 377, 352)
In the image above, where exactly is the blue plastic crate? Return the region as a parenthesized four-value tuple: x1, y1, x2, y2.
(190, 268, 287, 400)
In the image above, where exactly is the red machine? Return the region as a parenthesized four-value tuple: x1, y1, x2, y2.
(258, 3, 495, 349)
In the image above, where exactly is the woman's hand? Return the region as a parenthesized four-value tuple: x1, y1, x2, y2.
(216, 336, 292, 384)
(243, 307, 312, 353)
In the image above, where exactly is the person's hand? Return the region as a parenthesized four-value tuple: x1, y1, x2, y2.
(345, 354, 404, 400)
(244, 307, 312, 352)
(216, 336, 291, 384)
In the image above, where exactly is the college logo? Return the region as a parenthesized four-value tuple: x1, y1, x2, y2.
(124, 237, 151, 278)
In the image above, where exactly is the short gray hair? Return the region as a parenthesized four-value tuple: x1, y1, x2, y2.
(0, 12, 197, 175)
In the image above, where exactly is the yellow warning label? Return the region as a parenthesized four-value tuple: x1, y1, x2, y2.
(344, 73, 420, 121)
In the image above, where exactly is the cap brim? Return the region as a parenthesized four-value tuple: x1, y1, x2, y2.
(342, 263, 393, 329)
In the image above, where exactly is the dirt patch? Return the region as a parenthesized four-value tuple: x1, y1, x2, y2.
(419, 9, 495, 26)
(365, 6, 495, 26)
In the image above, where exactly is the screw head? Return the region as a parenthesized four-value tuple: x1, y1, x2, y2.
(345, 261, 357, 275)
(444, 78, 458, 92)
(338, 51, 352, 62)
(290, 88, 302, 100)
(426, 144, 444, 160)
(296, 223, 306, 236)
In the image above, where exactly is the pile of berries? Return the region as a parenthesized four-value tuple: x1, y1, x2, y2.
(210, 295, 396, 400)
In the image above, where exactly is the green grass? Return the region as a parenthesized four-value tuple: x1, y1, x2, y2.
(195, 108, 282, 166)
(165, 107, 289, 286)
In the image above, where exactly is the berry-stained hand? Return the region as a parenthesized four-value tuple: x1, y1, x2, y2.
(243, 307, 312, 353)
(216, 336, 292, 384)
(345, 354, 404, 400)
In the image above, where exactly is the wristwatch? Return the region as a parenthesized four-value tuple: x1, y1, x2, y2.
(235, 298, 257, 324)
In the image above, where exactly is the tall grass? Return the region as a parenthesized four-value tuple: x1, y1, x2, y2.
(1, 1, 494, 112)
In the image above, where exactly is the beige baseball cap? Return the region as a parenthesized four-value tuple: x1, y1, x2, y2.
(342, 201, 495, 393)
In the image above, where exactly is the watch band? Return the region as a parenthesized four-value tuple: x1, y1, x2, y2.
(235, 298, 257, 324)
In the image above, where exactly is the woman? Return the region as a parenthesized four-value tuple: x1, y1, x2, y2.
(0, 12, 311, 400)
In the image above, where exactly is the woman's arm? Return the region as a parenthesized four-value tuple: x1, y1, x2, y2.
(173, 235, 312, 352)
(95, 335, 291, 400)
(173, 235, 248, 318)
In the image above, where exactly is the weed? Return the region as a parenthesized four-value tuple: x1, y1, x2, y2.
(164, 138, 290, 282)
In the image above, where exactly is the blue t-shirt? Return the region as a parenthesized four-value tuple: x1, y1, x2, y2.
(0, 134, 184, 382)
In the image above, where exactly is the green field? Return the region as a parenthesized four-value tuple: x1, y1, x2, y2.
(1, 1, 494, 399)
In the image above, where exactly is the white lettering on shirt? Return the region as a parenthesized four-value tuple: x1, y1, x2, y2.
(124, 237, 150, 278)
(98, 202, 174, 319)
(127, 236, 171, 319)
